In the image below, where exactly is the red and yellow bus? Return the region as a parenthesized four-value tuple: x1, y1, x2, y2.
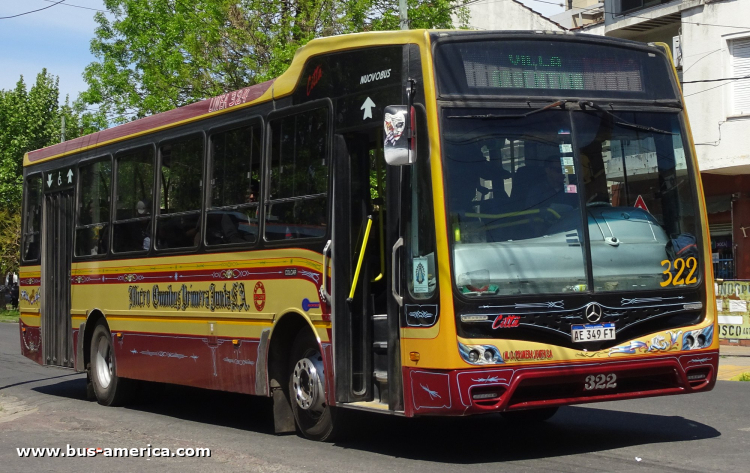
(19, 30, 717, 440)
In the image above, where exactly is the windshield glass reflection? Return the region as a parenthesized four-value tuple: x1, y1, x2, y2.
(442, 109, 699, 296)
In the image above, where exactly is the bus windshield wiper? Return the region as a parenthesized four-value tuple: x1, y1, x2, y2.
(579, 101, 674, 135)
(448, 100, 570, 120)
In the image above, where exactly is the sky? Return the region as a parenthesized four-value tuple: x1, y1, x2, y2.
(0, 0, 108, 102)
(0, 0, 564, 104)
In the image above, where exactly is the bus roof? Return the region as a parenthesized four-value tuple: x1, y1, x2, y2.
(24, 29, 432, 166)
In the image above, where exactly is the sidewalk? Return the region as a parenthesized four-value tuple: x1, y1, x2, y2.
(718, 344, 750, 381)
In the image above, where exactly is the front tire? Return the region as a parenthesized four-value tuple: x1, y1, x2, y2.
(288, 331, 338, 441)
(89, 321, 133, 406)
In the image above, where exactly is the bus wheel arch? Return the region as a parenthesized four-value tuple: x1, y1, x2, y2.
(267, 311, 321, 393)
(266, 311, 329, 436)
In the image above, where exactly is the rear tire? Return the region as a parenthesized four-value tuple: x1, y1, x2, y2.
(501, 406, 559, 423)
(89, 321, 133, 406)
(288, 331, 338, 441)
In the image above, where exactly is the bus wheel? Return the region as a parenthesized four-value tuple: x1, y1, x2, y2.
(90, 321, 133, 406)
(288, 331, 337, 441)
(501, 406, 559, 423)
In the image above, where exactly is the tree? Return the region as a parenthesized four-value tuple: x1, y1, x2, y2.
(0, 70, 104, 275)
(81, 0, 469, 123)
(0, 209, 20, 277)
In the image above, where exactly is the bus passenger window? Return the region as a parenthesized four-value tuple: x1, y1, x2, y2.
(206, 124, 261, 245)
(22, 175, 43, 262)
(266, 108, 329, 241)
(157, 135, 204, 250)
(113, 147, 154, 253)
(75, 158, 111, 256)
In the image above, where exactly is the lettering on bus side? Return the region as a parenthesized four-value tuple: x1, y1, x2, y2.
(360, 68, 391, 85)
(292, 46, 402, 103)
(492, 315, 520, 329)
(126, 283, 251, 312)
(503, 349, 553, 362)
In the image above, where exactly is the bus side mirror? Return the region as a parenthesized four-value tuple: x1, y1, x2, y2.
(383, 105, 415, 166)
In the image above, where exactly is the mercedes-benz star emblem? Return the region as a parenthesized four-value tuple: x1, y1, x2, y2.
(584, 302, 603, 323)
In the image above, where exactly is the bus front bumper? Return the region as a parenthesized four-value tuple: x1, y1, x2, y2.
(402, 350, 718, 417)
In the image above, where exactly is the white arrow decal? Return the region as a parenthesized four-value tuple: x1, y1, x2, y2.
(361, 97, 375, 120)
(47, 174, 53, 188)
(67, 169, 73, 184)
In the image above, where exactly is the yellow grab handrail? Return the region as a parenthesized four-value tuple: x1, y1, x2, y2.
(348, 215, 373, 302)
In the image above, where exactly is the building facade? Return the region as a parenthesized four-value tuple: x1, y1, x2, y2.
(460, 0, 565, 31)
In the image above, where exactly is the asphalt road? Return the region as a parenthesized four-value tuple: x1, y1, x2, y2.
(1, 321, 748, 472)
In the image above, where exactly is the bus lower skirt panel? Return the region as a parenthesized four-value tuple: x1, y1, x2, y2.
(401, 351, 718, 417)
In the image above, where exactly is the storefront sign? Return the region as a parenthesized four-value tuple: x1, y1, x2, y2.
(716, 280, 750, 339)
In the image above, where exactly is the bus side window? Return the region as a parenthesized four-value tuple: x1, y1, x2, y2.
(206, 123, 261, 246)
(406, 106, 438, 299)
(266, 107, 329, 241)
(113, 147, 154, 253)
(156, 134, 204, 250)
(22, 174, 43, 262)
(75, 158, 111, 256)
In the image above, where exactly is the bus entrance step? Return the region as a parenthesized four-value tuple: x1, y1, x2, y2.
(345, 400, 391, 413)
(373, 370, 388, 383)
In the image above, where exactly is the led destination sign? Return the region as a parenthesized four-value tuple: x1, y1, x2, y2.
(436, 40, 676, 99)
(465, 53, 642, 92)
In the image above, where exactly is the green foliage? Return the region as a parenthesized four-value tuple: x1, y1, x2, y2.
(0, 70, 104, 275)
(0, 309, 19, 324)
(81, 0, 470, 123)
(0, 70, 103, 210)
(738, 372, 750, 382)
(0, 209, 20, 276)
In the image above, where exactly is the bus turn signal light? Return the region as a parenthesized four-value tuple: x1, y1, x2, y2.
(409, 352, 420, 361)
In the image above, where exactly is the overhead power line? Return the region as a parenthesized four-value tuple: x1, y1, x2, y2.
(0, 0, 67, 20)
(684, 78, 741, 98)
(458, 0, 750, 31)
(41, 0, 107, 13)
(682, 74, 750, 84)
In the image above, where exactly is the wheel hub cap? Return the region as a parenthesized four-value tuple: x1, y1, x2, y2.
(292, 351, 325, 413)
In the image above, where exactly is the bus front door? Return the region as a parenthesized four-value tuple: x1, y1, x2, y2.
(332, 128, 398, 407)
(40, 190, 74, 367)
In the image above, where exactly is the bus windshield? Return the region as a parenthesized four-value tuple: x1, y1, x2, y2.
(443, 108, 700, 297)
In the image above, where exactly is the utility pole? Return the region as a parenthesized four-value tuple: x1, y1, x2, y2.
(60, 115, 66, 142)
(399, 0, 408, 30)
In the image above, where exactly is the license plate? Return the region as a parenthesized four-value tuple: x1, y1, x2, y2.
(571, 323, 615, 342)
